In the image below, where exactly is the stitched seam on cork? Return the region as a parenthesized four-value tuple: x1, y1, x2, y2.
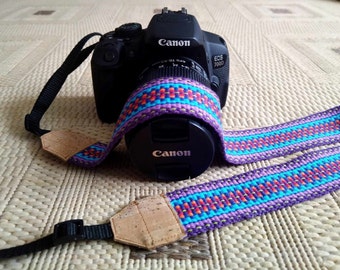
(136, 201, 154, 247)
(110, 206, 142, 247)
(162, 194, 186, 236)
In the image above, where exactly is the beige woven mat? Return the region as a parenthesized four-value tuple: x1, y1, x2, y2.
(0, 0, 339, 269)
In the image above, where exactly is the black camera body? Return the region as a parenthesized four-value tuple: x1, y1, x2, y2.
(91, 7, 229, 123)
(91, 8, 230, 180)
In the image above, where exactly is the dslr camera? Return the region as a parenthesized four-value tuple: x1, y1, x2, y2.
(91, 8, 230, 180)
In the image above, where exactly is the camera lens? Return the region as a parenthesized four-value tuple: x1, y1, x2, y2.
(123, 58, 218, 181)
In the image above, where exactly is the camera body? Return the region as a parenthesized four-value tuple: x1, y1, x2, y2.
(91, 8, 230, 180)
(91, 7, 229, 123)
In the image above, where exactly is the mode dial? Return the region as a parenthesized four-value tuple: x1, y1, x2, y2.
(115, 23, 142, 38)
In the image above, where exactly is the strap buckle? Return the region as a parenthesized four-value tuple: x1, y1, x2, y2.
(53, 219, 85, 245)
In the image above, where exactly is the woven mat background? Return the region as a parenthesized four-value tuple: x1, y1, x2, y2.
(0, 0, 339, 269)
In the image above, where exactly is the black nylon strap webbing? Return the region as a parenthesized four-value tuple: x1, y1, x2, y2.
(0, 220, 113, 259)
(24, 33, 102, 137)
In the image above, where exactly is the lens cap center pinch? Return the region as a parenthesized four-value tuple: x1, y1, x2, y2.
(125, 116, 215, 181)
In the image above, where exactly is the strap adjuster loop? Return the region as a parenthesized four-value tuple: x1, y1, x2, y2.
(53, 219, 85, 245)
(25, 114, 50, 136)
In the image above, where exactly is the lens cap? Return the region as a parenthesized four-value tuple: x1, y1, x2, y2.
(125, 116, 215, 181)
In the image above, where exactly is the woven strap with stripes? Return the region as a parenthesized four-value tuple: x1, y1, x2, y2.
(67, 77, 340, 169)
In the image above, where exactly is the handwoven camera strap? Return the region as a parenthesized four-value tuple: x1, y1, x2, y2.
(2, 33, 338, 258)
(65, 77, 340, 168)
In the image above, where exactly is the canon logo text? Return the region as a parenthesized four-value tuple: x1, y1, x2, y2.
(158, 39, 191, 47)
(152, 150, 191, 158)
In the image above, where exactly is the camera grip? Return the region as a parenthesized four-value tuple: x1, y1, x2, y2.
(91, 41, 127, 123)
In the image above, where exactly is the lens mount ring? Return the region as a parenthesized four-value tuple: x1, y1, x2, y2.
(138, 57, 210, 87)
